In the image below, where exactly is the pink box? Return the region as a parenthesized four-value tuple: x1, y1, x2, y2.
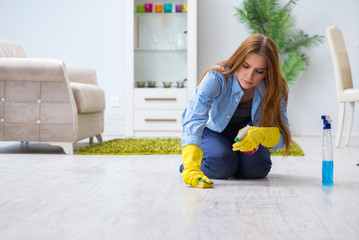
(145, 3, 153, 12)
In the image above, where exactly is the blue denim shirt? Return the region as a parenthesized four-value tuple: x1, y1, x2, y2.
(181, 70, 288, 151)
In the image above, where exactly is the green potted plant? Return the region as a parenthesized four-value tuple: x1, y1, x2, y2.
(234, 0, 324, 85)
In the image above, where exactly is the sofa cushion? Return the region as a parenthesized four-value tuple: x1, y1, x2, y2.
(70, 82, 105, 113)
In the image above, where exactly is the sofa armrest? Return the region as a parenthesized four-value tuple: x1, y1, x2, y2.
(67, 67, 98, 85)
(0, 58, 66, 81)
(0, 58, 78, 144)
(70, 82, 106, 113)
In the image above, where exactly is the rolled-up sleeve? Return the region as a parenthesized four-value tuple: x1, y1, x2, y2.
(181, 71, 222, 148)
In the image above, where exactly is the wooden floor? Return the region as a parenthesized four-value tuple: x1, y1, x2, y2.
(0, 136, 359, 240)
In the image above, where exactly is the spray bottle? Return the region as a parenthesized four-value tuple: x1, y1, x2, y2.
(321, 115, 333, 186)
(234, 125, 258, 155)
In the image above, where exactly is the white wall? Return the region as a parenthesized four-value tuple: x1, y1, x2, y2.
(0, 0, 125, 117)
(198, 0, 359, 136)
(0, 0, 358, 136)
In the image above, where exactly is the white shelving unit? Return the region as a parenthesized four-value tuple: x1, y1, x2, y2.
(125, 0, 197, 137)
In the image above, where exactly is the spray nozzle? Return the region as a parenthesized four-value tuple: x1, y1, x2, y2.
(321, 115, 332, 129)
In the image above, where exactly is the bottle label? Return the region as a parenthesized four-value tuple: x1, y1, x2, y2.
(322, 160, 333, 185)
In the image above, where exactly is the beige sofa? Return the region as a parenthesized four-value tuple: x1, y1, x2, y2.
(0, 39, 106, 154)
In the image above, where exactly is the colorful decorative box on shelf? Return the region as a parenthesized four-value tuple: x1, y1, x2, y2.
(155, 5, 163, 12)
(175, 4, 182, 12)
(164, 3, 172, 12)
(138, 3, 187, 13)
(136, 5, 145, 12)
(182, 3, 187, 12)
(145, 3, 153, 12)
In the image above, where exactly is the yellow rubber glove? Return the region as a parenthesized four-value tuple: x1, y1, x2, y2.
(232, 126, 280, 152)
(182, 144, 212, 187)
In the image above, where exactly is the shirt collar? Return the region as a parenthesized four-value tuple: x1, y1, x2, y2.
(231, 72, 243, 94)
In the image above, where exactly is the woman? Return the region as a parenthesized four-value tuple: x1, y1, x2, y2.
(180, 34, 291, 188)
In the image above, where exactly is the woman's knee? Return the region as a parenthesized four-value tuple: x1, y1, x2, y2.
(239, 164, 271, 179)
(235, 145, 272, 179)
(199, 128, 239, 179)
(201, 149, 239, 179)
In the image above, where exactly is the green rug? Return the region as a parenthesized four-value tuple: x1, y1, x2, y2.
(75, 138, 304, 156)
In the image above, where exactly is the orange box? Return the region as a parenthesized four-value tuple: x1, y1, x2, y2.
(155, 5, 163, 12)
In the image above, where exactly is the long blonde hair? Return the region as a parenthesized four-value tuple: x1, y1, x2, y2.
(199, 34, 291, 155)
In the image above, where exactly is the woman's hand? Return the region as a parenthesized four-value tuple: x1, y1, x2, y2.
(232, 126, 280, 152)
(182, 145, 213, 187)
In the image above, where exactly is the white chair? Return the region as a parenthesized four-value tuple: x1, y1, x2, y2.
(326, 26, 359, 147)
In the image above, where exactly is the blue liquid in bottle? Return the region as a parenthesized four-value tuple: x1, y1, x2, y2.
(321, 116, 333, 186)
(322, 160, 333, 185)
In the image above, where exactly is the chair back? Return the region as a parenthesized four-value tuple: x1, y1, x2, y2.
(326, 26, 353, 100)
(0, 39, 26, 58)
